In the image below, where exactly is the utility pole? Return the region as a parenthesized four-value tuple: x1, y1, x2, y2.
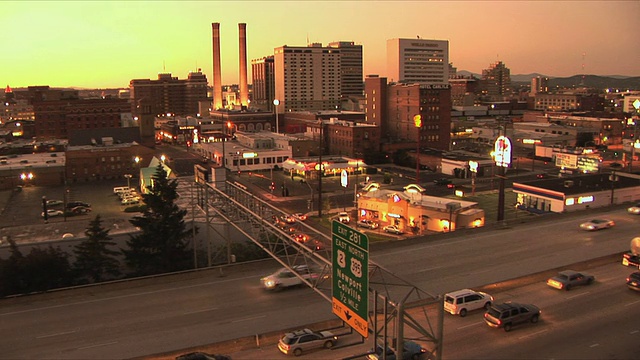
(318, 121, 323, 218)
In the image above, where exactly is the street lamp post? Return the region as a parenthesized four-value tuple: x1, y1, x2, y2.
(413, 115, 422, 183)
(124, 174, 132, 189)
(273, 99, 280, 134)
(629, 99, 640, 172)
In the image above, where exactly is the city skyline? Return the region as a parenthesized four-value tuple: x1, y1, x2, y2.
(3, 1, 639, 89)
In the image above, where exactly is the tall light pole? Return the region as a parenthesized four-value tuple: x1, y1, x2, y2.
(630, 99, 640, 172)
(413, 115, 422, 183)
(273, 99, 280, 134)
(124, 174, 132, 189)
(317, 120, 323, 217)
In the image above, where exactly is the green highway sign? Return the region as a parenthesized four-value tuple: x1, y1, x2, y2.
(332, 220, 369, 337)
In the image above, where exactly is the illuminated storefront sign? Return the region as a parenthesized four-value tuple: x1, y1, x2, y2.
(492, 135, 512, 168)
(242, 152, 257, 159)
(565, 195, 594, 206)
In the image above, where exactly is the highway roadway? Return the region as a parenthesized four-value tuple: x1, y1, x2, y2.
(0, 208, 638, 359)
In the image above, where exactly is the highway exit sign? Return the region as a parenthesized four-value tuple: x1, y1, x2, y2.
(332, 220, 369, 337)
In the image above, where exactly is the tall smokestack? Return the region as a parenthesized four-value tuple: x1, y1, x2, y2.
(238, 23, 249, 108)
(212, 22, 223, 110)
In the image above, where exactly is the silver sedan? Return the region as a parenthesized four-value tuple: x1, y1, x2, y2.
(579, 219, 615, 231)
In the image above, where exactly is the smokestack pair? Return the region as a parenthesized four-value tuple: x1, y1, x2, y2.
(211, 22, 249, 110)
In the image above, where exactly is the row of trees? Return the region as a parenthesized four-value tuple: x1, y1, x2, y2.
(0, 165, 197, 297)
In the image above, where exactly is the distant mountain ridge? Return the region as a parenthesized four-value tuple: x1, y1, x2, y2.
(457, 70, 640, 89)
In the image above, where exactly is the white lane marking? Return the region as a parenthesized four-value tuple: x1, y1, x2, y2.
(36, 330, 77, 339)
(567, 291, 589, 300)
(458, 321, 483, 330)
(77, 341, 118, 350)
(416, 266, 444, 273)
(589, 343, 600, 348)
(519, 329, 547, 339)
(0, 274, 258, 317)
(183, 307, 219, 315)
(232, 315, 266, 323)
(625, 299, 640, 307)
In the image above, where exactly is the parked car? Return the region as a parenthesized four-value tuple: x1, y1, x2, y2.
(579, 218, 615, 231)
(622, 251, 640, 267)
(626, 272, 640, 291)
(628, 203, 640, 215)
(383, 225, 404, 235)
(546, 270, 595, 290)
(338, 211, 350, 224)
(366, 340, 427, 360)
(261, 265, 318, 290)
(70, 206, 91, 215)
(45, 199, 63, 206)
(484, 302, 541, 332)
(444, 289, 493, 317)
(277, 328, 337, 356)
(41, 209, 63, 218)
(175, 352, 231, 360)
(357, 219, 379, 229)
(122, 197, 140, 205)
(66, 201, 90, 209)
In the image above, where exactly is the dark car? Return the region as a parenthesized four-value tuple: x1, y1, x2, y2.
(626, 272, 640, 292)
(366, 340, 427, 360)
(175, 352, 231, 360)
(546, 270, 595, 290)
(484, 302, 540, 332)
(433, 178, 452, 186)
(66, 201, 91, 209)
(622, 251, 640, 267)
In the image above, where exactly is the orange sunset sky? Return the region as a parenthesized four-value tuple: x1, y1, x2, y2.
(3, 1, 639, 89)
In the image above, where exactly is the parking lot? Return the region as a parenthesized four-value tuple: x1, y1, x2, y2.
(0, 178, 139, 244)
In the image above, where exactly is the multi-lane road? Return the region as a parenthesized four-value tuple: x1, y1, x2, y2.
(1, 206, 638, 359)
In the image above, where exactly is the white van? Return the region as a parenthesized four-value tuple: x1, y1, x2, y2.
(113, 186, 131, 194)
(444, 289, 493, 317)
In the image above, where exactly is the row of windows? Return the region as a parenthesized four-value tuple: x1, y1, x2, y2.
(233, 155, 289, 166)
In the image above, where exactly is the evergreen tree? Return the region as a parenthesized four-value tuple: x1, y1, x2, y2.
(73, 214, 121, 283)
(122, 164, 193, 276)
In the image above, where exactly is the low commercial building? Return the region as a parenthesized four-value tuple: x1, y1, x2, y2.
(357, 184, 485, 234)
(513, 172, 640, 213)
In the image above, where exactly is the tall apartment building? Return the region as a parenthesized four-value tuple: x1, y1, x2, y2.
(386, 38, 449, 85)
(364, 75, 388, 131)
(530, 76, 549, 96)
(481, 61, 511, 100)
(251, 56, 276, 112)
(129, 71, 208, 118)
(328, 41, 364, 97)
(273, 43, 342, 113)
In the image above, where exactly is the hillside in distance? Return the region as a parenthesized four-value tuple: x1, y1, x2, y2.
(457, 71, 640, 90)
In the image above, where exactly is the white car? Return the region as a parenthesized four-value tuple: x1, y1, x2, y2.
(45, 199, 63, 206)
(383, 225, 404, 235)
(628, 203, 640, 215)
(42, 209, 63, 218)
(579, 219, 615, 231)
(121, 197, 140, 205)
(261, 265, 318, 290)
(444, 289, 494, 317)
(338, 212, 350, 224)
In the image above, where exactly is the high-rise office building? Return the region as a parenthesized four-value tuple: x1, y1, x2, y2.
(129, 71, 208, 118)
(530, 76, 548, 96)
(251, 56, 275, 111)
(386, 38, 449, 85)
(481, 61, 511, 100)
(328, 41, 364, 97)
(273, 43, 341, 112)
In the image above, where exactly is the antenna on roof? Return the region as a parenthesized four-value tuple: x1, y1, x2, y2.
(306, 33, 309, 45)
(163, 60, 166, 72)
